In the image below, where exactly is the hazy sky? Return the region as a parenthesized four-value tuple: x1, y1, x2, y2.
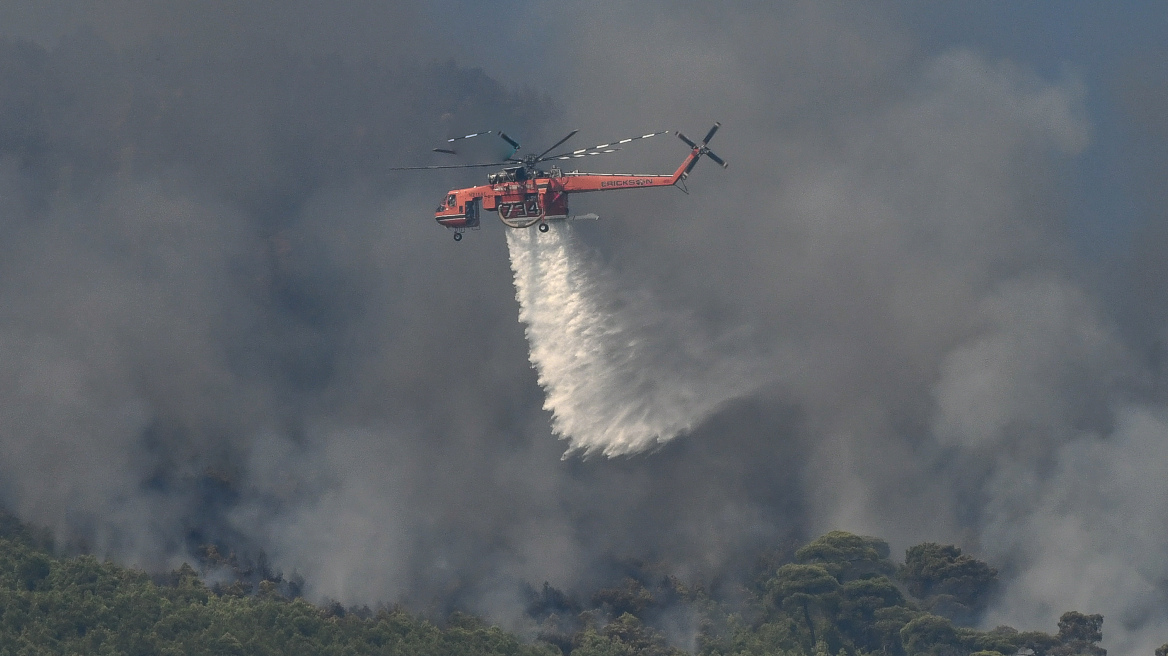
(898, 1, 1167, 253)
(1, 2, 1167, 653)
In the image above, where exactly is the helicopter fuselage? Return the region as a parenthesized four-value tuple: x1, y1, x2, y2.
(434, 146, 702, 232)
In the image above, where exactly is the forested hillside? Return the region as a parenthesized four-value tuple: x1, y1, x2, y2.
(0, 512, 556, 656)
(0, 512, 1144, 655)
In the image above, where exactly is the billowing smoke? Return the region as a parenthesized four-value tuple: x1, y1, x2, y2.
(506, 222, 763, 456)
(2, 2, 1168, 654)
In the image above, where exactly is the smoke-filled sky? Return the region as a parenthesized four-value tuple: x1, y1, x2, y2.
(1, 1, 1168, 652)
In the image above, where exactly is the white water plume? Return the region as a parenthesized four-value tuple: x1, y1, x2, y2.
(507, 222, 762, 457)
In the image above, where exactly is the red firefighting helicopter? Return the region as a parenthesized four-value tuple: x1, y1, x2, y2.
(391, 123, 727, 240)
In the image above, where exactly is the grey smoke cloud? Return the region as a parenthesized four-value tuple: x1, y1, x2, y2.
(2, 2, 1168, 654)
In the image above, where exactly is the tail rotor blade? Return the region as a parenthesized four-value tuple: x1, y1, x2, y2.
(702, 122, 721, 145)
(705, 149, 728, 168)
(679, 123, 728, 174)
(685, 154, 702, 175)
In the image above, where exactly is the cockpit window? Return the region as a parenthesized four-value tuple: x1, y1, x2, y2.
(446, 194, 456, 207)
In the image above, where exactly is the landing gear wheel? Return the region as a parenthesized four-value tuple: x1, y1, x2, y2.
(538, 222, 549, 233)
(453, 232, 463, 241)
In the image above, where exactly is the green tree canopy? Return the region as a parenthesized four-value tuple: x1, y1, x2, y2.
(901, 542, 998, 623)
(769, 564, 842, 600)
(1052, 611, 1105, 656)
(837, 576, 907, 652)
(795, 531, 896, 582)
(900, 614, 962, 656)
(766, 564, 842, 651)
(1, 511, 1114, 656)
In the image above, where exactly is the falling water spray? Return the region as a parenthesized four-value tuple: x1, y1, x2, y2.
(507, 222, 762, 457)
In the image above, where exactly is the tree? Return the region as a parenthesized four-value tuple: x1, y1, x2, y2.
(16, 552, 51, 590)
(837, 576, 906, 652)
(871, 605, 918, 655)
(767, 564, 841, 649)
(901, 543, 998, 623)
(571, 629, 638, 656)
(598, 612, 685, 656)
(900, 614, 964, 656)
(1051, 611, 1105, 656)
(796, 531, 896, 582)
(591, 578, 653, 618)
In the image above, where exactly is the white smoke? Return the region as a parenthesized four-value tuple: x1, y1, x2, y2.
(506, 222, 763, 457)
(977, 406, 1168, 654)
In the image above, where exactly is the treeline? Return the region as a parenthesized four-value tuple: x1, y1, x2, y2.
(564, 532, 1110, 656)
(0, 513, 554, 656)
(0, 512, 1156, 655)
(527, 532, 1111, 656)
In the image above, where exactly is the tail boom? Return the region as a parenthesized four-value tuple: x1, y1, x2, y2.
(559, 172, 679, 193)
(554, 122, 725, 193)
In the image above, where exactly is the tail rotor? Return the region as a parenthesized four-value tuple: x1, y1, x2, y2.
(676, 122, 728, 175)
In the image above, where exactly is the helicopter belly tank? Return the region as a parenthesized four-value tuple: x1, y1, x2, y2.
(497, 192, 543, 228)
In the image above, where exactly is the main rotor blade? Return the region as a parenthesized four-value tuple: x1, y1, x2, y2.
(702, 122, 721, 145)
(435, 131, 495, 154)
(676, 132, 698, 149)
(435, 130, 522, 157)
(387, 161, 513, 171)
(540, 131, 669, 162)
(445, 131, 493, 143)
(705, 149, 728, 168)
(536, 130, 579, 160)
(498, 132, 521, 150)
(545, 148, 621, 161)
